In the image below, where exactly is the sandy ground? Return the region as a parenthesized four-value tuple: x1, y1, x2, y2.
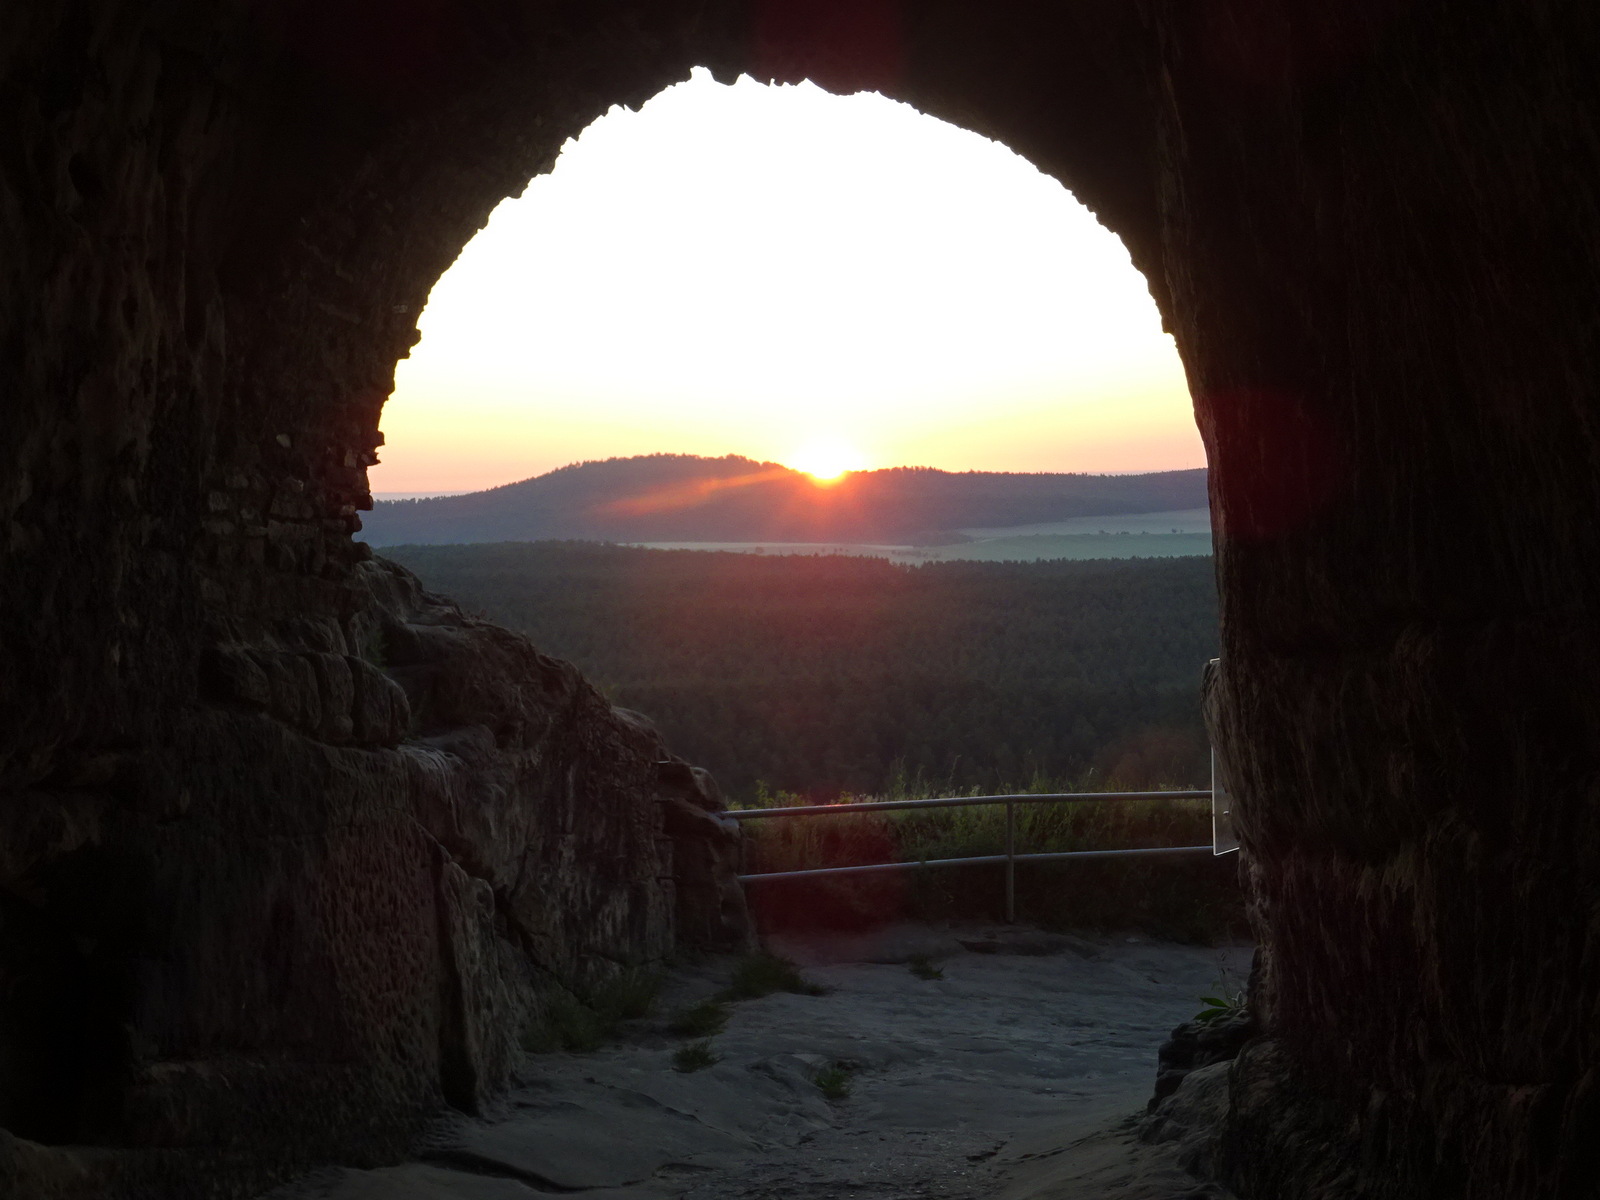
(265, 926, 1249, 1200)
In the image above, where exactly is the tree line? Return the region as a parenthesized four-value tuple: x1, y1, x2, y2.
(382, 541, 1220, 801)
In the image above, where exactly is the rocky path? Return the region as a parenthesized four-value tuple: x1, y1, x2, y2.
(267, 927, 1249, 1200)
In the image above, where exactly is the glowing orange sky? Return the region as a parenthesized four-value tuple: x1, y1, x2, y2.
(372, 69, 1203, 495)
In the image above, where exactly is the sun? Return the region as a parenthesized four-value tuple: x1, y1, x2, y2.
(788, 439, 867, 484)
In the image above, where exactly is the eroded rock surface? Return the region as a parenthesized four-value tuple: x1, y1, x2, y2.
(265, 931, 1250, 1200)
(0, 551, 751, 1198)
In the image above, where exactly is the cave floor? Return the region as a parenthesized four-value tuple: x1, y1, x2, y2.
(265, 926, 1249, 1200)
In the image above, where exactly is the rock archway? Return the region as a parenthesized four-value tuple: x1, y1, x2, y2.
(4, 2, 1599, 1197)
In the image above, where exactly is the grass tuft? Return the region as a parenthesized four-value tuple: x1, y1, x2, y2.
(598, 968, 663, 1021)
(522, 968, 663, 1053)
(1193, 967, 1248, 1024)
(668, 999, 731, 1038)
(672, 1040, 721, 1073)
(719, 952, 830, 1000)
(814, 1063, 853, 1102)
(522, 992, 608, 1053)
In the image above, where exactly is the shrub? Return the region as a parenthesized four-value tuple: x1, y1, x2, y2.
(672, 1040, 721, 1073)
(668, 999, 731, 1038)
(522, 968, 662, 1053)
(522, 992, 609, 1053)
(594, 968, 662, 1022)
(814, 1063, 853, 1102)
(719, 952, 829, 1000)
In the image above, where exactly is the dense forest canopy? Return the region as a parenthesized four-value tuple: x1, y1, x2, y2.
(382, 542, 1221, 800)
(360, 454, 1209, 546)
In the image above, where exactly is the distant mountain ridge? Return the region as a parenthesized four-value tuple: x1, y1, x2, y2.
(357, 453, 1209, 547)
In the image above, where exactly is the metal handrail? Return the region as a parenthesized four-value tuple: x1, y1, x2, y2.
(731, 788, 1214, 923)
(727, 789, 1211, 820)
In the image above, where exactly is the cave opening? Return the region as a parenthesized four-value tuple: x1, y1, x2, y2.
(8, 5, 1598, 1197)
(356, 67, 1217, 817)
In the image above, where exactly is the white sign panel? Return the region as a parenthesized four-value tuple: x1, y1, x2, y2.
(1211, 748, 1240, 855)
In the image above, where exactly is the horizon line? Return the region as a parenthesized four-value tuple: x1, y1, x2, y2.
(371, 454, 1209, 502)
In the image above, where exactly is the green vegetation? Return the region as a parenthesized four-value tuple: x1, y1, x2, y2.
(600, 968, 663, 1021)
(522, 968, 661, 1053)
(907, 955, 945, 981)
(672, 1040, 721, 1073)
(663, 951, 823, 1051)
(739, 773, 1206, 870)
(738, 774, 1244, 941)
(1194, 970, 1249, 1023)
(813, 1063, 854, 1102)
(379, 543, 1218, 800)
(719, 952, 829, 1000)
(667, 999, 731, 1038)
(522, 992, 611, 1053)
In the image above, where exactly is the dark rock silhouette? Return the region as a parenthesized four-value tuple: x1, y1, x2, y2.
(3, 2, 1599, 1198)
(1, 547, 752, 1195)
(1149, 1009, 1258, 1115)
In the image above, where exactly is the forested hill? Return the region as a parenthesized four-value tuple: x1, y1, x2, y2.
(381, 541, 1219, 800)
(360, 454, 1209, 546)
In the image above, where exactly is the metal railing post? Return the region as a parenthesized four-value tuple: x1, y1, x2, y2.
(1004, 800, 1016, 924)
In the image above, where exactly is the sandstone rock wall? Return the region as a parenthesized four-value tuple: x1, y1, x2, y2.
(4, 1, 1600, 1197)
(1159, 6, 1600, 1196)
(2, 13, 757, 1194)
(2, 542, 752, 1196)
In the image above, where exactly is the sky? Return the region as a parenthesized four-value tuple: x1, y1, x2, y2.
(371, 68, 1203, 495)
